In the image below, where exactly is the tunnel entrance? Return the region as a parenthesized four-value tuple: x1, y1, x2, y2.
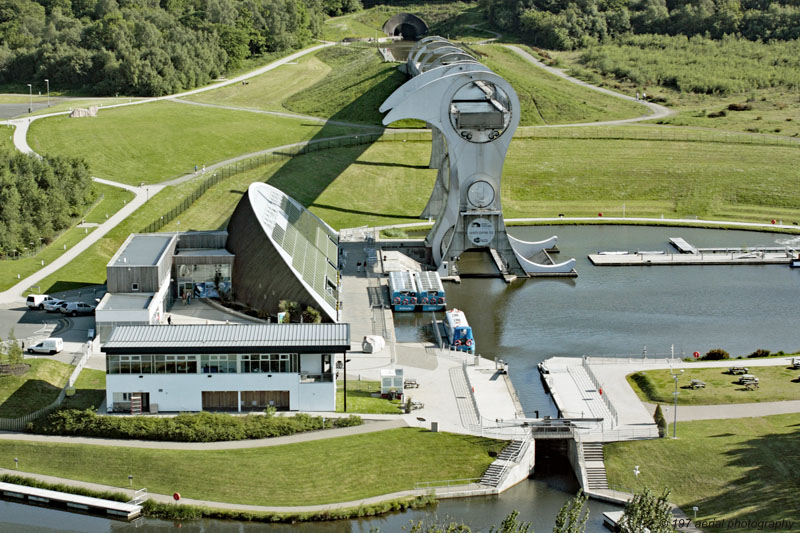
(382, 13, 428, 41)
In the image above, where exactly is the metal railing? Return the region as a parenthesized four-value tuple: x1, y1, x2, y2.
(415, 477, 481, 489)
(582, 357, 619, 427)
(462, 360, 482, 425)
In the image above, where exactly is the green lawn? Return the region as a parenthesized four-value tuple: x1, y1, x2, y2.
(605, 414, 800, 526)
(0, 181, 133, 292)
(0, 428, 501, 505)
(628, 365, 800, 405)
(480, 45, 645, 126)
(184, 53, 332, 113)
(61, 368, 106, 411)
(1, 124, 13, 151)
(28, 100, 361, 185)
(0, 360, 73, 417)
(337, 380, 403, 414)
(323, 13, 383, 41)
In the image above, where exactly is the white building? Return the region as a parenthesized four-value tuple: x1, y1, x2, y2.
(103, 323, 350, 413)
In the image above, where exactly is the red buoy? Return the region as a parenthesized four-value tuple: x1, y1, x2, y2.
(598, 212, 603, 217)
(771, 219, 776, 224)
(173, 492, 181, 501)
(693, 351, 700, 358)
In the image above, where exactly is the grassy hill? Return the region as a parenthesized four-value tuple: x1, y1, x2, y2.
(28, 101, 362, 185)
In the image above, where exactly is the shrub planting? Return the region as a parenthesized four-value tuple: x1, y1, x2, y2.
(748, 349, 771, 359)
(30, 409, 362, 442)
(653, 404, 667, 438)
(701, 349, 730, 361)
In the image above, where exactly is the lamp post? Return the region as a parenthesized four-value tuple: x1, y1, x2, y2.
(343, 357, 351, 412)
(27, 83, 32, 113)
(45, 79, 49, 107)
(671, 369, 684, 438)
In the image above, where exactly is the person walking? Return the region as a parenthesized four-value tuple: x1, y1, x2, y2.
(167, 315, 172, 325)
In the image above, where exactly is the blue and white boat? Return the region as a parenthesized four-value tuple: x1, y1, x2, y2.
(444, 308, 475, 353)
(413, 271, 446, 311)
(389, 271, 417, 311)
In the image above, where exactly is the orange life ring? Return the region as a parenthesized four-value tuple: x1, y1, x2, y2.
(393, 297, 400, 304)
(438, 297, 445, 304)
(466, 339, 473, 346)
(422, 297, 429, 304)
(402, 298, 409, 305)
(454, 339, 461, 346)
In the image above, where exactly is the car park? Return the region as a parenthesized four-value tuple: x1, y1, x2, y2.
(43, 299, 66, 313)
(60, 301, 96, 317)
(26, 294, 54, 310)
(27, 338, 64, 355)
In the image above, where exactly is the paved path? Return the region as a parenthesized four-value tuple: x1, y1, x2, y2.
(504, 45, 673, 126)
(643, 399, 800, 421)
(0, 418, 407, 450)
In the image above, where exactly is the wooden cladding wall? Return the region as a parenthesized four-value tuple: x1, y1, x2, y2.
(201, 390, 238, 410)
(241, 390, 290, 410)
(226, 194, 335, 321)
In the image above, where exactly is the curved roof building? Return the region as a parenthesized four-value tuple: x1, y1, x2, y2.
(226, 183, 340, 322)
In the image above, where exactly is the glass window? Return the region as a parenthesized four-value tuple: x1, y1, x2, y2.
(107, 356, 120, 374)
(154, 355, 167, 374)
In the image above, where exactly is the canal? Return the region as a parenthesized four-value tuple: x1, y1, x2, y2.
(4, 225, 799, 531)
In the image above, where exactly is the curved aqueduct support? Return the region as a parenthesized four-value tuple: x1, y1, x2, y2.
(381, 38, 576, 277)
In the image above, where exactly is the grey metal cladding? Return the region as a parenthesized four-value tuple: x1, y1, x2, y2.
(104, 324, 350, 354)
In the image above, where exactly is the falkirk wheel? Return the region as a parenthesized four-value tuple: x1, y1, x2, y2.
(380, 37, 577, 278)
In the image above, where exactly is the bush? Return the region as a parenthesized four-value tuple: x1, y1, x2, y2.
(629, 372, 668, 402)
(701, 348, 730, 360)
(748, 349, 771, 359)
(653, 404, 667, 438)
(30, 409, 363, 442)
(728, 103, 753, 111)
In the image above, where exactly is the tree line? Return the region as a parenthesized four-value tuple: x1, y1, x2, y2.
(480, 0, 800, 50)
(0, 0, 362, 96)
(0, 148, 95, 257)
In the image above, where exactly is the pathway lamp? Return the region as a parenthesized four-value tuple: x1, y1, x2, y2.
(128, 474, 133, 488)
(27, 83, 32, 113)
(14, 457, 18, 469)
(343, 358, 352, 412)
(45, 79, 49, 107)
(671, 369, 684, 438)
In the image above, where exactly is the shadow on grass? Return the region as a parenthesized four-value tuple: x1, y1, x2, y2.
(265, 57, 410, 217)
(691, 423, 800, 525)
(62, 390, 105, 411)
(0, 379, 63, 417)
(310, 202, 414, 220)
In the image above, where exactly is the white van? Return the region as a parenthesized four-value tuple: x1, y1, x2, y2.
(27, 338, 64, 355)
(26, 294, 54, 310)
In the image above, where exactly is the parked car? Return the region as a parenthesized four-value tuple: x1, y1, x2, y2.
(60, 301, 96, 317)
(27, 338, 64, 355)
(26, 294, 54, 310)
(44, 299, 66, 313)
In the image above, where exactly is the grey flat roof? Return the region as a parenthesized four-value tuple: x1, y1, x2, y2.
(112, 234, 174, 267)
(98, 293, 153, 311)
(104, 324, 350, 354)
(175, 249, 234, 257)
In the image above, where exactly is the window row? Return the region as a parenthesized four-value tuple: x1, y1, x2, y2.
(107, 354, 301, 375)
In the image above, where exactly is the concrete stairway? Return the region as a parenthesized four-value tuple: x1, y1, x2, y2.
(449, 367, 480, 428)
(479, 440, 525, 487)
(567, 365, 614, 426)
(582, 442, 609, 490)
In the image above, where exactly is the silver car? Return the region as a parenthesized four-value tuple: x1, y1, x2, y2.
(60, 301, 96, 317)
(44, 299, 66, 312)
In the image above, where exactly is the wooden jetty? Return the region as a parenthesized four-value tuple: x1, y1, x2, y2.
(0, 481, 143, 520)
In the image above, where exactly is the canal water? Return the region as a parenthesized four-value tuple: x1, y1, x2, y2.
(5, 225, 799, 531)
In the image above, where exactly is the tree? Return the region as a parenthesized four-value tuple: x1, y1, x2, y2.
(553, 490, 589, 533)
(491, 510, 533, 533)
(301, 306, 322, 324)
(618, 488, 677, 533)
(278, 300, 299, 322)
(701, 348, 729, 360)
(653, 404, 667, 438)
(6, 328, 24, 365)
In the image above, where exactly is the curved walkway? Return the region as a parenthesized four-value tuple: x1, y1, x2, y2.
(0, 418, 406, 450)
(0, 466, 477, 514)
(643, 400, 800, 422)
(504, 44, 673, 126)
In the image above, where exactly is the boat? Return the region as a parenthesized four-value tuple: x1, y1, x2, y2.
(444, 308, 475, 353)
(597, 251, 629, 255)
(413, 271, 446, 311)
(637, 250, 666, 255)
(388, 271, 417, 311)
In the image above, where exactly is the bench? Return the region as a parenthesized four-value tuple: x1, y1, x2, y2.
(690, 379, 706, 389)
(744, 382, 759, 391)
(404, 379, 419, 389)
(729, 367, 748, 375)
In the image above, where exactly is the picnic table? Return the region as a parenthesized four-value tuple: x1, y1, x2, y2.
(729, 366, 748, 375)
(404, 379, 419, 389)
(690, 379, 706, 389)
(744, 382, 759, 391)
